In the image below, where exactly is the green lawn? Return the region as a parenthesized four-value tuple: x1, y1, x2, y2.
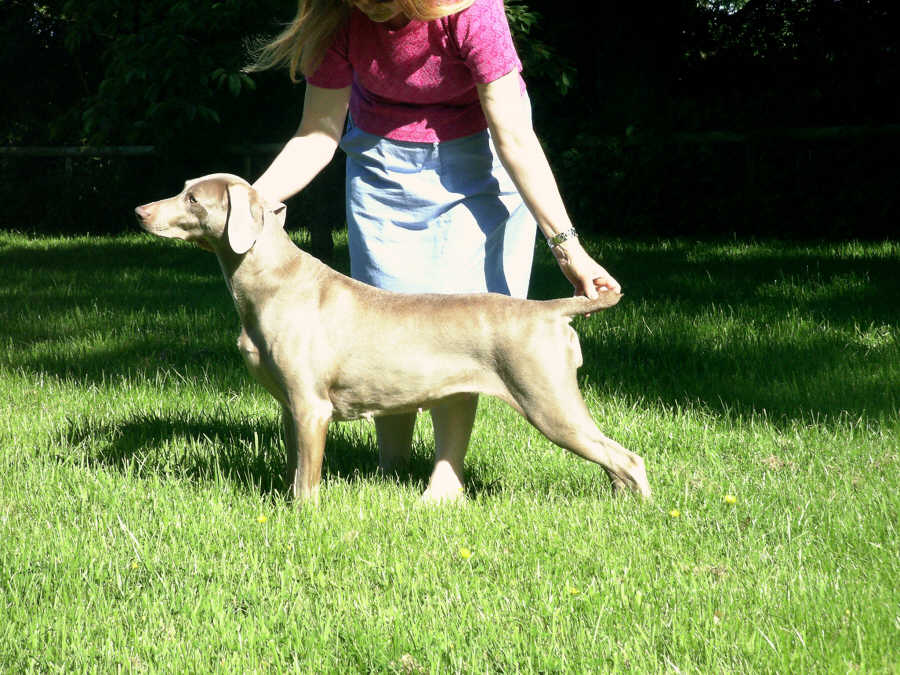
(1, 231, 897, 672)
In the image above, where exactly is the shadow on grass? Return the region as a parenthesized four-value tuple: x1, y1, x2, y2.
(2, 234, 236, 384)
(6, 233, 899, 431)
(62, 408, 498, 499)
(531, 239, 900, 422)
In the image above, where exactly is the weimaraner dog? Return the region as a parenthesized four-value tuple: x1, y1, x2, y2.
(135, 174, 650, 503)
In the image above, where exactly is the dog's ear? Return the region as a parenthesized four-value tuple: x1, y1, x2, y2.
(226, 184, 263, 254)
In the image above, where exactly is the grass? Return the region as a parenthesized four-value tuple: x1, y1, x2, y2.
(0, 229, 898, 672)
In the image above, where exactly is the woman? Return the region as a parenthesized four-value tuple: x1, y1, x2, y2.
(249, 0, 621, 501)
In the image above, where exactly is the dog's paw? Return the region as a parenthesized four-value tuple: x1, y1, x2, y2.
(609, 454, 652, 500)
(611, 477, 652, 500)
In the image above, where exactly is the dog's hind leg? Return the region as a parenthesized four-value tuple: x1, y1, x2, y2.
(534, 394, 650, 497)
(504, 360, 651, 498)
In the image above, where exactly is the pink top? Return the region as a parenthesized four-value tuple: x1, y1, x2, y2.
(307, 0, 525, 142)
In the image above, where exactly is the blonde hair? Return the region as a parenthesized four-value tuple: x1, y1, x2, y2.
(247, 0, 476, 82)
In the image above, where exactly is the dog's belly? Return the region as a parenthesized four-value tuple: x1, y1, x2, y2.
(328, 387, 470, 422)
(329, 399, 425, 422)
(326, 368, 506, 422)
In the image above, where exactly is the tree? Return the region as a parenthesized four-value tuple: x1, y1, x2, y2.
(3, 0, 573, 150)
(54, 0, 290, 149)
(3, 0, 898, 237)
(1, 1, 80, 144)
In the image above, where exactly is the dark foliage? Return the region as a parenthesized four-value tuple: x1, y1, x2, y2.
(1, 0, 898, 238)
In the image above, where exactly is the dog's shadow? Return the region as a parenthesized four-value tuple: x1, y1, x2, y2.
(65, 410, 493, 499)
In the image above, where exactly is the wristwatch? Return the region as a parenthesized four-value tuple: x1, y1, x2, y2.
(546, 227, 578, 248)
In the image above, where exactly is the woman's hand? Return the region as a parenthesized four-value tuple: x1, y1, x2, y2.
(477, 75, 621, 300)
(551, 237, 621, 298)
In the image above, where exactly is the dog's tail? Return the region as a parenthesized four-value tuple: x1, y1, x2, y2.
(550, 289, 623, 317)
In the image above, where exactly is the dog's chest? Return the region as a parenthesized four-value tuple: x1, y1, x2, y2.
(236, 329, 287, 404)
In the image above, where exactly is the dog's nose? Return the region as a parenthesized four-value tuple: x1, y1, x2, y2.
(134, 204, 151, 222)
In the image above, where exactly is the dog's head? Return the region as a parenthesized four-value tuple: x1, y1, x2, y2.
(134, 174, 286, 254)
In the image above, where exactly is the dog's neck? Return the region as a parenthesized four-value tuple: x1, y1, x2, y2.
(216, 221, 304, 325)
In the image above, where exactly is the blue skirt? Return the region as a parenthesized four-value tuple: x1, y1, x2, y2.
(340, 122, 537, 298)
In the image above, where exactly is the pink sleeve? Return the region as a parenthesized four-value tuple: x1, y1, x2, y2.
(451, 0, 522, 84)
(306, 19, 353, 88)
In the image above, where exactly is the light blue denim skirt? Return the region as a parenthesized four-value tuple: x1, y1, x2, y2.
(339, 121, 537, 298)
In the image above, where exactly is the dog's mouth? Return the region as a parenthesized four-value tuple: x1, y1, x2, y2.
(134, 206, 151, 226)
(134, 204, 213, 251)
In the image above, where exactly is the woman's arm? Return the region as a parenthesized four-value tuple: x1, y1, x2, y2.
(253, 84, 351, 204)
(477, 71, 621, 296)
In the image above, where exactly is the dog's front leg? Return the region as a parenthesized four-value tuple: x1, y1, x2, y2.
(281, 403, 330, 504)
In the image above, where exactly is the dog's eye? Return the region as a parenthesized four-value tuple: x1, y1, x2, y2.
(187, 193, 198, 205)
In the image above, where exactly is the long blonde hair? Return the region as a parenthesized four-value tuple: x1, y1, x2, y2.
(247, 0, 476, 82)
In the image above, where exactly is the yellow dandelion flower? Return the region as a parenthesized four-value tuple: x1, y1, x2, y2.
(131, 561, 139, 570)
(459, 547, 472, 559)
(724, 494, 737, 505)
(567, 585, 580, 595)
(669, 509, 681, 518)
(257, 514, 267, 523)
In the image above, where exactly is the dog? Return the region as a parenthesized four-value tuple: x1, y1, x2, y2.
(135, 174, 650, 503)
